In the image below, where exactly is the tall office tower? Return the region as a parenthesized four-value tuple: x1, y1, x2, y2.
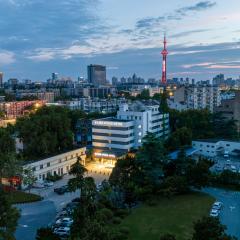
(161, 35, 168, 84)
(87, 64, 107, 86)
(0, 72, 3, 87)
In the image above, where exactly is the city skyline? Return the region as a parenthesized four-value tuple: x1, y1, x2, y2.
(1, 0, 240, 80)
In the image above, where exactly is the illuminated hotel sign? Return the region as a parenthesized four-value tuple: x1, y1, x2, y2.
(93, 120, 123, 127)
(94, 152, 116, 158)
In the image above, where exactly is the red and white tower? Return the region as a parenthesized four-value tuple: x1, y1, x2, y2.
(161, 34, 168, 84)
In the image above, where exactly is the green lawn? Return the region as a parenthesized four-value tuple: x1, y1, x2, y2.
(120, 192, 215, 240)
(7, 191, 42, 204)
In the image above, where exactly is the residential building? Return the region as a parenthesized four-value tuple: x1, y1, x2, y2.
(16, 91, 55, 103)
(24, 148, 86, 181)
(167, 99, 187, 111)
(88, 64, 107, 86)
(215, 91, 240, 132)
(0, 100, 46, 119)
(173, 85, 221, 112)
(192, 139, 240, 158)
(65, 98, 127, 113)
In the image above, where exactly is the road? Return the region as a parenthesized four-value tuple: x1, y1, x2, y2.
(204, 187, 240, 239)
(15, 172, 107, 240)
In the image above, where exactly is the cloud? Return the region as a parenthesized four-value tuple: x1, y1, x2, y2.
(0, 50, 15, 65)
(177, 1, 216, 14)
(171, 29, 211, 38)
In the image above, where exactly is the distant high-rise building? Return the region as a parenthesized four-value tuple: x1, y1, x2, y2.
(87, 64, 107, 86)
(0, 72, 3, 87)
(213, 74, 224, 85)
(52, 72, 58, 81)
(112, 76, 118, 86)
(8, 78, 18, 86)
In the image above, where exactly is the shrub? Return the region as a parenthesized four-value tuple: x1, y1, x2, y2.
(119, 226, 130, 235)
(115, 209, 129, 218)
(96, 208, 114, 223)
(46, 174, 62, 182)
(112, 217, 122, 224)
(146, 198, 158, 207)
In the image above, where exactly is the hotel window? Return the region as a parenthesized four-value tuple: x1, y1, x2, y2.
(40, 164, 43, 169)
(32, 167, 36, 172)
(47, 162, 50, 167)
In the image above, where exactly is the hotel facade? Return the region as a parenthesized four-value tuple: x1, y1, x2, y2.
(92, 101, 169, 163)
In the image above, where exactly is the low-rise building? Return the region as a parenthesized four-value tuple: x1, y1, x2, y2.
(24, 148, 86, 181)
(192, 139, 240, 158)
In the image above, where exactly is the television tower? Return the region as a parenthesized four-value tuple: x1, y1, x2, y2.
(161, 34, 168, 84)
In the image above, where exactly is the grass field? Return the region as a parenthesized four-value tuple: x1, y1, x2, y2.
(7, 191, 42, 204)
(120, 192, 215, 240)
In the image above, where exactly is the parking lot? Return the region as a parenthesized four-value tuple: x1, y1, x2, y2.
(15, 171, 109, 240)
(204, 187, 240, 239)
(211, 155, 240, 173)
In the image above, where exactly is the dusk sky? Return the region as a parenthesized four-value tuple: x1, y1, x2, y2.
(1, 0, 240, 81)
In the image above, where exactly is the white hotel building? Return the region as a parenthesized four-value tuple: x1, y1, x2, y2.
(92, 101, 169, 162)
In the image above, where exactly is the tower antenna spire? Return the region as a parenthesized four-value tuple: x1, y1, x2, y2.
(161, 33, 168, 84)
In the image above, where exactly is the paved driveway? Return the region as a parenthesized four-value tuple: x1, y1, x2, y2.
(15, 172, 108, 240)
(204, 187, 240, 239)
(15, 201, 56, 240)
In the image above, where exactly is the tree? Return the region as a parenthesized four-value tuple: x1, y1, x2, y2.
(166, 127, 192, 151)
(136, 133, 167, 187)
(160, 234, 176, 240)
(16, 106, 74, 160)
(160, 175, 189, 196)
(159, 91, 169, 113)
(137, 89, 150, 100)
(22, 167, 37, 192)
(0, 128, 20, 184)
(68, 157, 87, 196)
(192, 216, 237, 240)
(212, 112, 238, 140)
(186, 158, 212, 189)
(35, 227, 60, 240)
(0, 189, 20, 240)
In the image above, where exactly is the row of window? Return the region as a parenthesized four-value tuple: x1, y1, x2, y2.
(93, 126, 134, 130)
(93, 139, 134, 145)
(32, 152, 84, 172)
(93, 132, 134, 138)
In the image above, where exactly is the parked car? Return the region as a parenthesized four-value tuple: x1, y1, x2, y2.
(56, 217, 73, 225)
(224, 151, 229, 158)
(44, 181, 54, 187)
(230, 165, 237, 173)
(212, 202, 223, 210)
(33, 182, 45, 188)
(54, 185, 69, 195)
(53, 227, 70, 237)
(71, 197, 81, 203)
(210, 209, 219, 217)
(215, 165, 222, 172)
